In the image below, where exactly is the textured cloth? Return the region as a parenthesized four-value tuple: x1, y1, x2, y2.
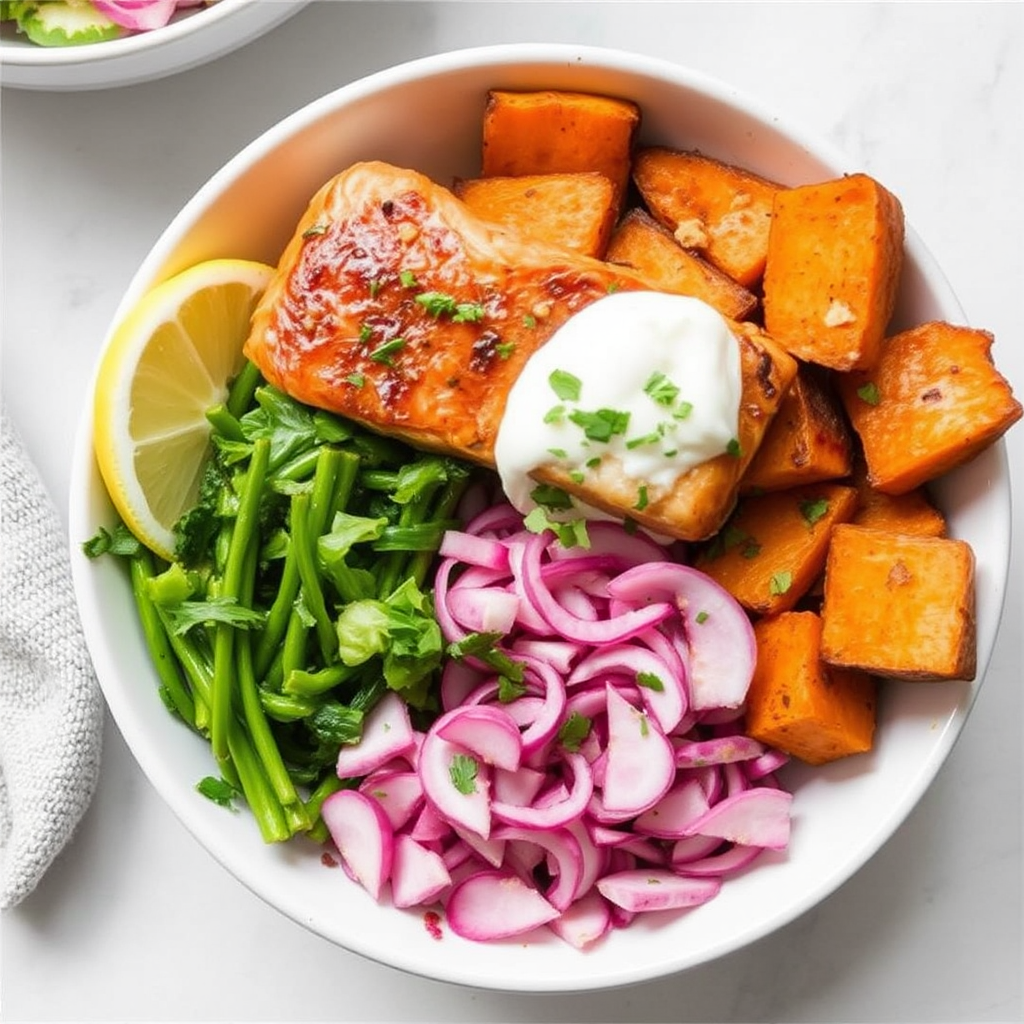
(0, 411, 103, 909)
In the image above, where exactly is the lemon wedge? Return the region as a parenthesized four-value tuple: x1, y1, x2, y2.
(93, 258, 276, 561)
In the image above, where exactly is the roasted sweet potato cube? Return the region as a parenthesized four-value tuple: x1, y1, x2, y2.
(837, 321, 1022, 494)
(695, 482, 859, 615)
(849, 461, 946, 537)
(740, 366, 853, 493)
(454, 172, 618, 258)
(533, 321, 798, 542)
(820, 524, 976, 680)
(632, 147, 782, 287)
(605, 208, 757, 321)
(762, 173, 905, 372)
(481, 89, 640, 209)
(745, 611, 876, 766)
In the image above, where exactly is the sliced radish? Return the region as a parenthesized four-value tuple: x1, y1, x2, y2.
(435, 704, 523, 772)
(633, 777, 711, 839)
(445, 586, 520, 634)
(390, 835, 452, 908)
(546, 889, 613, 949)
(672, 842, 765, 878)
(674, 734, 767, 768)
(601, 686, 676, 819)
(490, 751, 594, 831)
(359, 770, 424, 832)
(684, 787, 793, 850)
(445, 871, 560, 941)
(438, 530, 511, 571)
(493, 825, 584, 911)
(335, 690, 416, 779)
(596, 869, 722, 913)
(418, 727, 492, 839)
(320, 789, 394, 902)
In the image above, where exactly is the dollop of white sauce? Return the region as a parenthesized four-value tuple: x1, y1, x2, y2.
(494, 291, 742, 516)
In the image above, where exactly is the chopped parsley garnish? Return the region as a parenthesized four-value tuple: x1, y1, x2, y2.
(302, 224, 327, 238)
(344, 373, 365, 387)
(634, 485, 649, 511)
(369, 338, 406, 365)
(607, 281, 621, 294)
(643, 371, 680, 407)
(857, 382, 881, 405)
(639, 713, 650, 738)
(626, 431, 661, 450)
(568, 407, 630, 443)
(446, 631, 525, 684)
(449, 753, 479, 795)
(497, 675, 528, 703)
(523, 507, 590, 549)
(530, 483, 574, 511)
(495, 342, 515, 359)
(523, 314, 537, 329)
(695, 610, 710, 624)
(558, 711, 592, 752)
(196, 776, 239, 809)
(585, 457, 601, 469)
(799, 497, 830, 526)
(549, 369, 583, 402)
(636, 671, 665, 692)
(673, 401, 694, 420)
(358, 323, 373, 343)
(543, 404, 566, 425)
(399, 269, 418, 288)
(769, 570, 793, 596)
(415, 290, 486, 323)
(569, 470, 585, 485)
(726, 438, 743, 458)
(547, 447, 568, 459)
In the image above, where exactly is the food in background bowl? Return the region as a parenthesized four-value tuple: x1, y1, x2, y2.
(69, 46, 1016, 991)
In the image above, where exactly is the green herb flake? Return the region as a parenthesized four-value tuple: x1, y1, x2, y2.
(196, 776, 239, 810)
(449, 753, 479, 795)
(673, 401, 694, 420)
(369, 338, 406, 365)
(530, 483, 575, 511)
(626, 431, 661, 450)
(549, 369, 583, 402)
(446, 632, 525, 684)
(453, 302, 486, 324)
(695, 610, 710, 624)
(726, 438, 743, 458)
(799, 497, 830, 526)
(302, 224, 327, 239)
(543, 404, 566, 425)
(569, 470, 585, 485)
(495, 341, 515, 359)
(523, 314, 537, 329)
(634, 485, 649, 511)
(607, 280, 621, 294)
(769, 570, 793, 596)
(643, 370, 680, 407)
(857, 382, 881, 405)
(639, 713, 650, 738)
(636, 671, 665, 692)
(558, 711, 592, 752)
(547, 447, 568, 459)
(585, 457, 602, 469)
(399, 269, 418, 288)
(344, 373, 365, 388)
(368, 277, 383, 298)
(568, 407, 630, 443)
(358, 323, 374, 343)
(497, 675, 528, 703)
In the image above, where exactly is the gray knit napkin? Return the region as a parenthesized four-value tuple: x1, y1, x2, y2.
(0, 411, 104, 909)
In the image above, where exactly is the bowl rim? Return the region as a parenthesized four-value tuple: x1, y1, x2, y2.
(68, 42, 1014, 992)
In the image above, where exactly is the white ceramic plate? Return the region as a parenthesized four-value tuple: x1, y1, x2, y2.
(0, 0, 306, 91)
(68, 44, 1011, 992)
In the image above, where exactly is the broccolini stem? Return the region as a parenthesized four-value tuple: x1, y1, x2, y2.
(129, 551, 196, 727)
(226, 359, 263, 419)
(226, 722, 290, 843)
(205, 403, 246, 442)
(290, 490, 337, 664)
(406, 473, 472, 587)
(211, 437, 270, 773)
(282, 663, 357, 697)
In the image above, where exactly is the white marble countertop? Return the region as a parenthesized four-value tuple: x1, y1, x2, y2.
(2, 2, 1021, 1020)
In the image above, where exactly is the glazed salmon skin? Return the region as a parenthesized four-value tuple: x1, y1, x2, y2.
(244, 161, 797, 540)
(244, 160, 647, 465)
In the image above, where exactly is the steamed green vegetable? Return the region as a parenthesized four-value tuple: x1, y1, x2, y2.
(85, 363, 473, 843)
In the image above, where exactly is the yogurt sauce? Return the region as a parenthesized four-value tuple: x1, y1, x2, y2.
(494, 291, 742, 518)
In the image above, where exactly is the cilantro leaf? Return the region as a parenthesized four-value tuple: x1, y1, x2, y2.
(449, 753, 479, 795)
(549, 369, 583, 402)
(558, 711, 592, 752)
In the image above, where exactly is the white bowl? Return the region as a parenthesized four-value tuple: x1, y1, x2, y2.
(68, 44, 1012, 992)
(0, 0, 306, 91)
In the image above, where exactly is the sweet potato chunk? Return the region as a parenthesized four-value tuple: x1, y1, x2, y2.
(820, 524, 976, 681)
(454, 172, 618, 258)
(837, 321, 1022, 494)
(605, 208, 757, 321)
(481, 89, 640, 210)
(849, 462, 946, 537)
(632, 147, 782, 287)
(740, 366, 852, 493)
(762, 173, 905, 372)
(695, 482, 859, 615)
(533, 321, 798, 542)
(745, 611, 876, 766)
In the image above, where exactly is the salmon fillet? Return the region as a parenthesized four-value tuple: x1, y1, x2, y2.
(244, 160, 646, 465)
(244, 161, 797, 540)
